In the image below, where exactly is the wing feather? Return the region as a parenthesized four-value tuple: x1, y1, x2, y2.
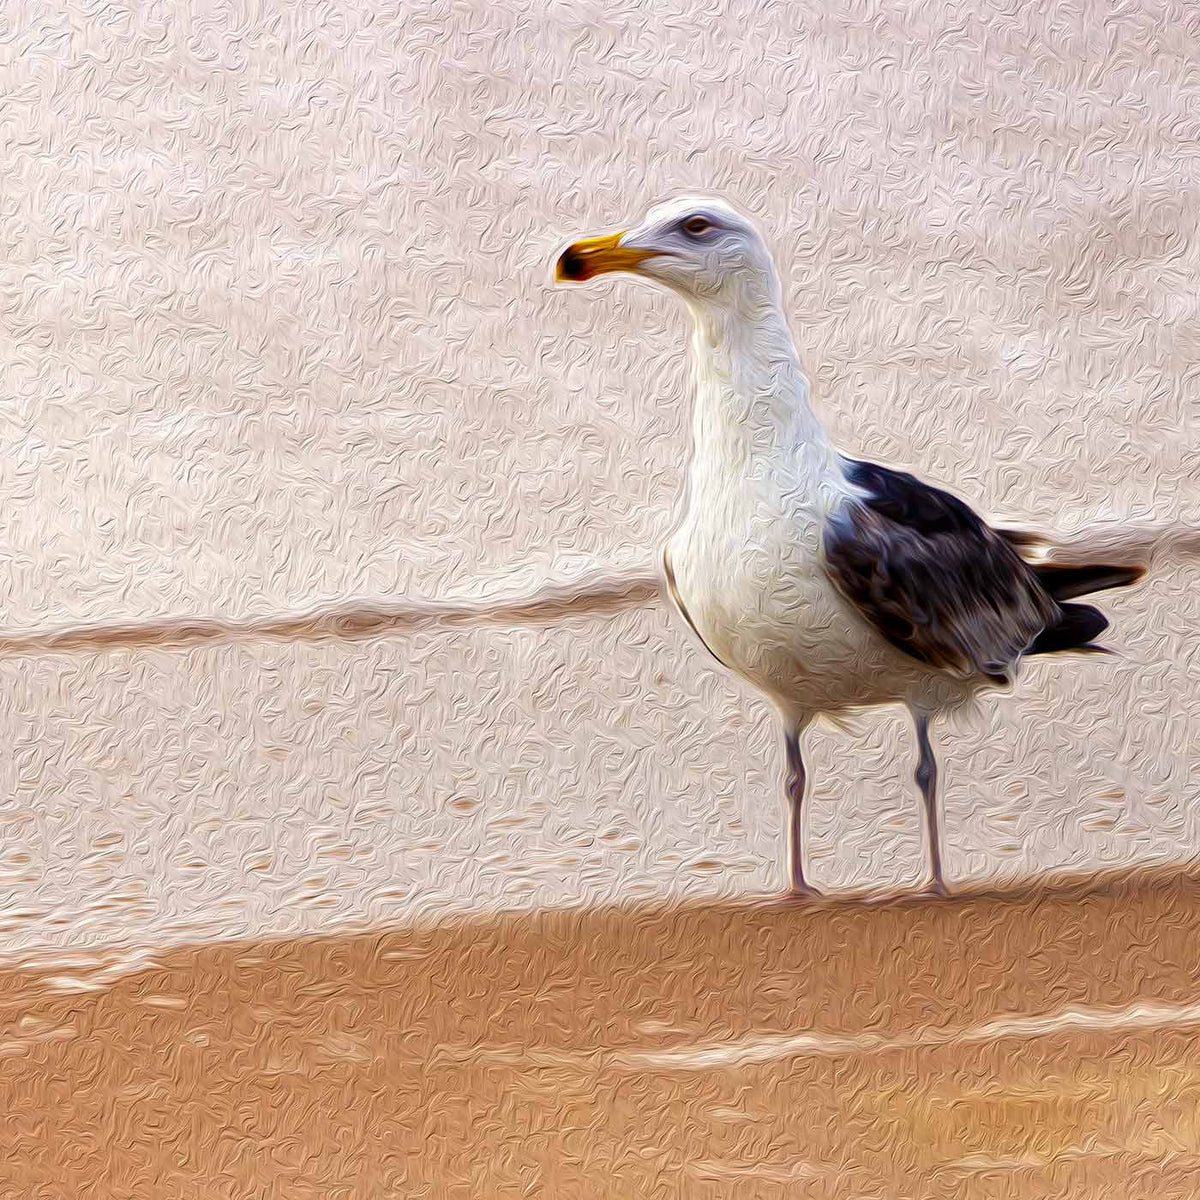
(825, 459, 1060, 681)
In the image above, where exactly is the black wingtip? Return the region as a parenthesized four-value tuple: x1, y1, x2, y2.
(1026, 602, 1111, 658)
(1033, 562, 1147, 602)
(997, 528, 1050, 551)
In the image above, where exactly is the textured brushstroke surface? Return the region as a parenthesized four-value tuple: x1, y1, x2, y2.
(0, 0, 1199, 1192)
(7, 873, 1200, 1196)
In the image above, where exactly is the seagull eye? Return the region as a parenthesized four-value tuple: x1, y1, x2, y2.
(681, 216, 712, 237)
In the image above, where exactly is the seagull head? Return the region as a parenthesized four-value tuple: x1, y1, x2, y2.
(555, 196, 783, 317)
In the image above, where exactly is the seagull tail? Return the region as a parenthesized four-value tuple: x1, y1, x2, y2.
(1025, 602, 1113, 658)
(1024, 562, 1145, 659)
(1031, 562, 1146, 602)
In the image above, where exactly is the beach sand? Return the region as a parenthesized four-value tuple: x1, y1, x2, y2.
(1, 0, 1199, 1192)
(6, 867, 1200, 1197)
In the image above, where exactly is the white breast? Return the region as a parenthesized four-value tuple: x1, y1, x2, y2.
(663, 301, 956, 717)
(665, 439, 961, 718)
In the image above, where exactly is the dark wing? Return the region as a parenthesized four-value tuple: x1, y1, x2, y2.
(824, 458, 1061, 681)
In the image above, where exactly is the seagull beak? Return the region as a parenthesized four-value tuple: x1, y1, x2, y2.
(555, 231, 659, 283)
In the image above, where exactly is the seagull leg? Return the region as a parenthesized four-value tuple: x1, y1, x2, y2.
(912, 710, 948, 897)
(784, 718, 817, 897)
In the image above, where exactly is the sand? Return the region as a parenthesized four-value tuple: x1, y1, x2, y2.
(6, 869, 1200, 1197)
(1, 0, 1199, 1192)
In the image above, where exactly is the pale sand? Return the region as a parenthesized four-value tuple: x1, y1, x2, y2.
(0, 0, 1199, 1190)
(0, 0, 1196, 960)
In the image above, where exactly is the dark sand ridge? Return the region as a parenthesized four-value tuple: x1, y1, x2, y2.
(5, 863, 1200, 1198)
(0, 512, 1192, 660)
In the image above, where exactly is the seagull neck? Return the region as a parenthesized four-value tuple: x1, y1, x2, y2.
(685, 303, 832, 478)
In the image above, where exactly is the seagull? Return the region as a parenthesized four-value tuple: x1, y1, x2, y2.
(555, 195, 1146, 898)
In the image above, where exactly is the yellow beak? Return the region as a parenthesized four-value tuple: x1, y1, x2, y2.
(555, 231, 659, 283)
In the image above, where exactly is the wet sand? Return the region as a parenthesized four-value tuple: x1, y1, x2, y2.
(2, 0, 1200, 1193)
(0, 0, 1198, 953)
(5, 865, 1200, 1198)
